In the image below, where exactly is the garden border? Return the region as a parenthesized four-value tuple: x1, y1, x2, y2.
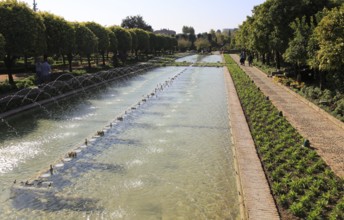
(224, 65, 280, 220)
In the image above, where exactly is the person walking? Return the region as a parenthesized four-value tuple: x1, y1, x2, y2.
(240, 51, 246, 65)
(248, 54, 253, 66)
(40, 59, 51, 83)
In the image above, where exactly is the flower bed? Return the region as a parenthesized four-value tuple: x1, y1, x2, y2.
(224, 54, 344, 219)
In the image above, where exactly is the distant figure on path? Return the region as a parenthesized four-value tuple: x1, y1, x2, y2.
(41, 59, 51, 83)
(248, 54, 253, 66)
(240, 51, 246, 65)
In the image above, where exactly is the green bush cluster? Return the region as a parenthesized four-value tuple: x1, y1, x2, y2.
(300, 86, 344, 121)
(224, 54, 344, 219)
(255, 59, 344, 122)
(15, 76, 35, 89)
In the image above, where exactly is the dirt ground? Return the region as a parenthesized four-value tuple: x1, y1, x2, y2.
(0, 73, 33, 82)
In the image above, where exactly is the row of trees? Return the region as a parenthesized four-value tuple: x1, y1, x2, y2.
(177, 26, 231, 52)
(0, 0, 177, 86)
(233, 0, 344, 88)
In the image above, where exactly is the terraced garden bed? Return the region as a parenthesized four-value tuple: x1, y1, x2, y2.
(224, 54, 344, 220)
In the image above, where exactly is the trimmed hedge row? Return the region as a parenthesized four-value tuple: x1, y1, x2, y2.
(224, 54, 344, 219)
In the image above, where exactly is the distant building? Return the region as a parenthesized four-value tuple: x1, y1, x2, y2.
(154, 29, 176, 36)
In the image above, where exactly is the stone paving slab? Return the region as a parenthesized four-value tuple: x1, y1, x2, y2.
(230, 54, 344, 178)
(224, 66, 280, 220)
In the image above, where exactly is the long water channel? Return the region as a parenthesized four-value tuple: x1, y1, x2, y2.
(0, 55, 240, 219)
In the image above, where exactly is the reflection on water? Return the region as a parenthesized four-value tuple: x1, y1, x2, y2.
(0, 57, 239, 219)
(175, 54, 223, 63)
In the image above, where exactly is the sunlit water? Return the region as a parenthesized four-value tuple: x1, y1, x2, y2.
(0, 56, 239, 219)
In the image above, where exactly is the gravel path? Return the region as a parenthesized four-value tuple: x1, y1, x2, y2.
(230, 54, 344, 178)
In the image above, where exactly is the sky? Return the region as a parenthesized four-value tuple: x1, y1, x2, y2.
(19, 0, 266, 34)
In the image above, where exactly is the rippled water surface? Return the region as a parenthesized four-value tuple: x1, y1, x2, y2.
(0, 55, 239, 219)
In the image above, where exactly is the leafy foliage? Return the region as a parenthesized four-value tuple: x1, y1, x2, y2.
(132, 28, 150, 53)
(85, 22, 110, 55)
(284, 17, 314, 67)
(109, 26, 132, 55)
(177, 38, 191, 52)
(0, 0, 46, 85)
(194, 38, 211, 51)
(315, 5, 344, 71)
(40, 12, 74, 57)
(182, 26, 195, 35)
(121, 15, 153, 32)
(73, 23, 98, 57)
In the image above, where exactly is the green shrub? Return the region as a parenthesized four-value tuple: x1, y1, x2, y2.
(15, 76, 35, 89)
(334, 98, 344, 116)
(0, 81, 13, 93)
(321, 89, 333, 102)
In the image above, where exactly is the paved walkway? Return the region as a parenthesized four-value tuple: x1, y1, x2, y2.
(224, 67, 280, 220)
(230, 54, 344, 178)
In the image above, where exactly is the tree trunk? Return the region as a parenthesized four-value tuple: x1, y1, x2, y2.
(24, 55, 28, 72)
(87, 55, 91, 69)
(102, 52, 106, 66)
(135, 49, 138, 61)
(275, 51, 281, 70)
(319, 70, 325, 90)
(4, 55, 16, 87)
(67, 53, 73, 72)
(95, 54, 99, 66)
(61, 55, 66, 72)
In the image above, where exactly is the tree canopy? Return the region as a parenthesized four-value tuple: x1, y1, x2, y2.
(0, 0, 46, 85)
(234, 0, 343, 71)
(109, 26, 132, 61)
(315, 5, 344, 71)
(85, 21, 110, 65)
(121, 15, 153, 32)
(182, 26, 195, 35)
(195, 38, 211, 51)
(73, 23, 98, 68)
(132, 28, 150, 53)
(40, 12, 73, 57)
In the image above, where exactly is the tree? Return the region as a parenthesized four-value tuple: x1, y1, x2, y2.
(182, 26, 195, 35)
(182, 26, 196, 49)
(0, 34, 5, 59)
(129, 29, 138, 55)
(166, 36, 177, 53)
(62, 21, 75, 72)
(85, 22, 110, 66)
(177, 38, 191, 52)
(283, 17, 312, 69)
(40, 12, 74, 67)
(195, 38, 211, 51)
(109, 26, 132, 62)
(121, 15, 153, 32)
(73, 23, 98, 69)
(148, 32, 157, 54)
(315, 5, 344, 72)
(106, 28, 118, 66)
(0, 0, 46, 86)
(132, 28, 150, 57)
